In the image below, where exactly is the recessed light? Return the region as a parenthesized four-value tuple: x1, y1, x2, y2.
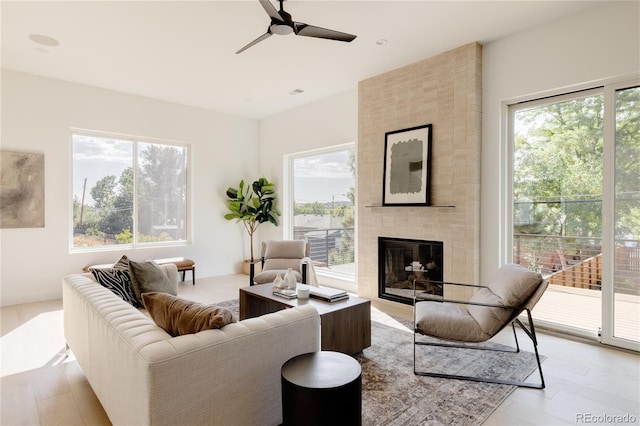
(28, 34, 60, 47)
(376, 38, 388, 46)
(289, 89, 304, 95)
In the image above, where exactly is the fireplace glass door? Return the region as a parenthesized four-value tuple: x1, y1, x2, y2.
(378, 237, 443, 305)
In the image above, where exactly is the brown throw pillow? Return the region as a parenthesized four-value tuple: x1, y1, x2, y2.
(129, 260, 176, 305)
(142, 292, 235, 337)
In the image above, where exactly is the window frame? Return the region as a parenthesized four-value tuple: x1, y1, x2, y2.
(69, 128, 191, 252)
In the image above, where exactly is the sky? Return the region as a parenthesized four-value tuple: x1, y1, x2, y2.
(293, 148, 354, 204)
(72, 134, 131, 205)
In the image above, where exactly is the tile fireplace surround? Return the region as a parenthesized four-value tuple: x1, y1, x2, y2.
(357, 42, 482, 310)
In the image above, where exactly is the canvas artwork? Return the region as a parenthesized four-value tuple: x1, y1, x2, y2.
(382, 124, 432, 206)
(1, 150, 45, 228)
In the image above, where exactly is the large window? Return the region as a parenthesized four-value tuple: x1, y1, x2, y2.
(71, 131, 188, 251)
(508, 82, 639, 350)
(289, 144, 355, 280)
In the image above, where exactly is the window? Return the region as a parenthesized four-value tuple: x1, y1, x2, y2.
(71, 131, 188, 251)
(288, 144, 355, 280)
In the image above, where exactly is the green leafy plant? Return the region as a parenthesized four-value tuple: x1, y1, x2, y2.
(224, 177, 280, 262)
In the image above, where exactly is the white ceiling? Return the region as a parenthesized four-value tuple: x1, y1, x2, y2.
(1, 1, 607, 119)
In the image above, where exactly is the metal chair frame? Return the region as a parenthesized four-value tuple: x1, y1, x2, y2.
(413, 280, 546, 389)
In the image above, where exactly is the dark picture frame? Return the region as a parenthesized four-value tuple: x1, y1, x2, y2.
(382, 124, 432, 206)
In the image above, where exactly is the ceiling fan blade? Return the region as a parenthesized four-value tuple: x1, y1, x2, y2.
(259, 0, 283, 21)
(236, 32, 272, 54)
(294, 23, 357, 42)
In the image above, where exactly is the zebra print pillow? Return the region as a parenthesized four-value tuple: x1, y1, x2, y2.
(113, 254, 130, 270)
(89, 268, 139, 307)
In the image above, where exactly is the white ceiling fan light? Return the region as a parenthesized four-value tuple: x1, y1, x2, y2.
(28, 34, 60, 47)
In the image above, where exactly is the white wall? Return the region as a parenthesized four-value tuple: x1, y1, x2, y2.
(0, 70, 259, 306)
(481, 1, 640, 281)
(257, 89, 358, 245)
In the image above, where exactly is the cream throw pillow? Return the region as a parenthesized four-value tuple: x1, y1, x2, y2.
(142, 292, 235, 337)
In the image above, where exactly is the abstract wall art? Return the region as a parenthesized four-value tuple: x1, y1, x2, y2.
(382, 124, 432, 206)
(1, 150, 45, 228)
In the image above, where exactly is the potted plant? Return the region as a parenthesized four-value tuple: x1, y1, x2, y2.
(224, 177, 280, 273)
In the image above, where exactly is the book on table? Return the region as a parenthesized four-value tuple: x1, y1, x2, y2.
(297, 284, 348, 302)
(272, 289, 297, 299)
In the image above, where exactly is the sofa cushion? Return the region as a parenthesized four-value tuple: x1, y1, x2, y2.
(89, 267, 139, 307)
(142, 292, 235, 336)
(129, 260, 176, 304)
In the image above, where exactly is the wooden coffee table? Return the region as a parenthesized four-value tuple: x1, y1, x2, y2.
(239, 284, 371, 355)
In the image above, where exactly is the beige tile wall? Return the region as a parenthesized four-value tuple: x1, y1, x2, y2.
(357, 43, 482, 310)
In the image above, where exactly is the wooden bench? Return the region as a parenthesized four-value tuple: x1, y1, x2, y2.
(155, 257, 195, 285)
(83, 257, 195, 285)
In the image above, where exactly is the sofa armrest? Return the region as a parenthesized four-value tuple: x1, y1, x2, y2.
(159, 263, 179, 293)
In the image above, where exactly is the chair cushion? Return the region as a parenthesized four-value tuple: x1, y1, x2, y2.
(264, 240, 307, 259)
(488, 263, 542, 306)
(142, 292, 235, 337)
(415, 301, 491, 342)
(253, 269, 302, 285)
(262, 259, 302, 273)
(467, 264, 542, 336)
(128, 260, 177, 305)
(467, 288, 513, 336)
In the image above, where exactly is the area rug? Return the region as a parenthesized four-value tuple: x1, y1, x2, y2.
(216, 299, 542, 425)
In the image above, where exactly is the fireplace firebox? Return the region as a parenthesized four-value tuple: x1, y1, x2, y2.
(378, 237, 443, 305)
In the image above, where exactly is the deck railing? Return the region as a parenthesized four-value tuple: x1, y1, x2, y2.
(293, 227, 355, 268)
(514, 234, 639, 294)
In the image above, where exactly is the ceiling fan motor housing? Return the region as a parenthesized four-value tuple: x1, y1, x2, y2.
(270, 22, 294, 35)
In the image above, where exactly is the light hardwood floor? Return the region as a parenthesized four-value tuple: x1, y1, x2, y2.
(1, 274, 638, 425)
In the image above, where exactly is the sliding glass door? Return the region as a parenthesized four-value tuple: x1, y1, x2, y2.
(508, 81, 639, 351)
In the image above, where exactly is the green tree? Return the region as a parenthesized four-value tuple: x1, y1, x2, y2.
(90, 175, 117, 211)
(88, 168, 133, 236)
(614, 87, 640, 239)
(137, 145, 187, 239)
(514, 95, 604, 238)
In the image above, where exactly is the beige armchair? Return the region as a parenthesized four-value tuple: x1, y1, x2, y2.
(413, 263, 548, 388)
(250, 240, 310, 285)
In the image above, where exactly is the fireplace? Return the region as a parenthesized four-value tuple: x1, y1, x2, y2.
(378, 237, 443, 305)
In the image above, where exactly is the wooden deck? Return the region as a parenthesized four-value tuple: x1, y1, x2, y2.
(533, 284, 640, 342)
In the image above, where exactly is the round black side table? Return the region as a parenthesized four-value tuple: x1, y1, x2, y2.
(281, 351, 362, 426)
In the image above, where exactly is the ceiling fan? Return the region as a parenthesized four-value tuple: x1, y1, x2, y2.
(236, 0, 357, 54)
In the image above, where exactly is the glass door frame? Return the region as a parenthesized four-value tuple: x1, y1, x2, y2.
(601, 79, 640, 351)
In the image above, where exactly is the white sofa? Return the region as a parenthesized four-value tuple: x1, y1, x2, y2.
(62, 264, 321, 426)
